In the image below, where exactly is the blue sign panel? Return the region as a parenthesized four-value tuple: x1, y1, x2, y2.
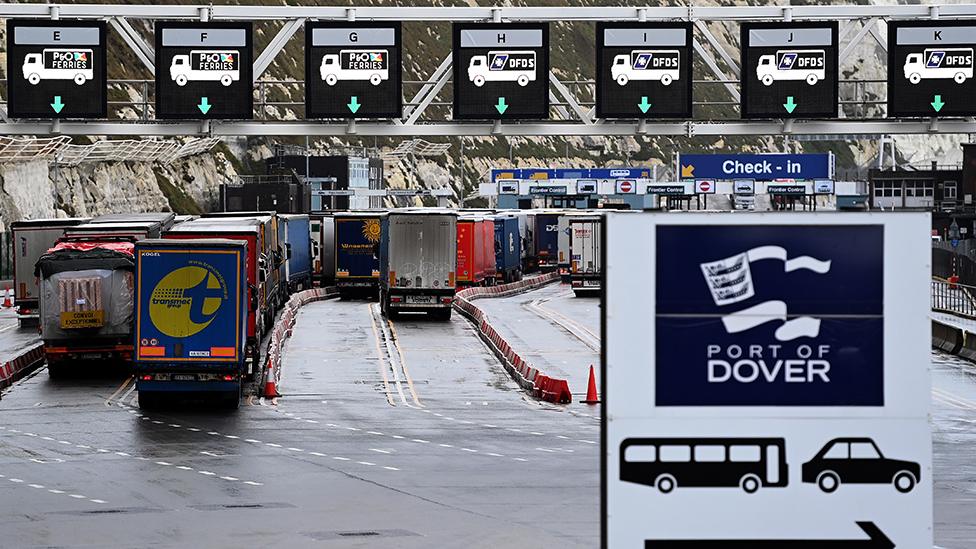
(491, 167, 653, 181)
(589, 167, 652, 179)
(655, 224, 883, 406)
(679, 153, 832, 181)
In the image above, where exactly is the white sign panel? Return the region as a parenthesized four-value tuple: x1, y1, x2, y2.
(603, 212, 931, 548)
(696, 179, 716, 194)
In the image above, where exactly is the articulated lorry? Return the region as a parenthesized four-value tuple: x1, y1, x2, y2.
(535, 212, 561, 271)
(379, 210, 457, 320)
(11, 218, 88, 325)
(133, 239, 248, 409)
(493, 215, 522, 284)
(334, 212, 383, 298)
(279, 214, 313, 293)
(569, 215, 602, 297)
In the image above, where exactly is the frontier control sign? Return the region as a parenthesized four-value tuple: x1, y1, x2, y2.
(603, 213, 931, 548)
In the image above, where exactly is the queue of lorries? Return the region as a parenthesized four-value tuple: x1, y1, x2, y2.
(9, 208, 604, 409)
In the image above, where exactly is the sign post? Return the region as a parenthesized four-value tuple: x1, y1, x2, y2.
(452, 23, 549, 120)
(888, 21, 976, 117)
(595, 22, 693, 119)
(740, 22, 839, 119)
(6, 20, 107, 119)
(155, 22, 253, 119)
(603, 212, 932, 548)
(305, 22, 402, 119)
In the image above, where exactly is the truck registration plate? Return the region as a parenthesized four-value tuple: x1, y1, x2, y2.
(173, 374, 196, 381)
(406, 295, 433, 304)
(584, 280, 600, 287)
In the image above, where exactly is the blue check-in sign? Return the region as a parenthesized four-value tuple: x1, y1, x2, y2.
(679, 153, 833, 181)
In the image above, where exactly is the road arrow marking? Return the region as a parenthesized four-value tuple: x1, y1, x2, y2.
(784, 96, 797, 114)
(645, 521, 894, 549)
(495, 97, 509, 115)
(680, 164, 694, 178)
(932, 94, 945, 113)
(198, 97, 212, 115)
(348, 96, 361, 114)
(638, 96, 652, 114)
(51, 96, 64, 114)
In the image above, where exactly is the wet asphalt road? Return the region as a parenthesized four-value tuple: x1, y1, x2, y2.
(0, 285, 974, 548)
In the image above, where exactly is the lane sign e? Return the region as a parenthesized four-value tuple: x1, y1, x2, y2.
(6, 20, 107, 118)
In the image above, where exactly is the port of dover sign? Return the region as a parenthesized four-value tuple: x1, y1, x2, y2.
(602, 212, 932, 548)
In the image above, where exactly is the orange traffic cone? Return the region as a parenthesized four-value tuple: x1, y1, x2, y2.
(2, 287, 12, 308)
(263, 364, 280, 398)
(583, 364, 600, 404)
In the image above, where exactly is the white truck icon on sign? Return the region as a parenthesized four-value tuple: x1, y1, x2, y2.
(22, 49, 94, 85)
(756, 49, 825, 86)
(170, 50, 240, 87)
(468, 51, 537, 87)
(320, 50, 390, 86)
(903, 48, 974, 84)
(610, 50, 680, 86)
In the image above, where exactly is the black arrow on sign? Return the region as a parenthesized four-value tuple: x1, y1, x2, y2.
(645, 522, 894, 549)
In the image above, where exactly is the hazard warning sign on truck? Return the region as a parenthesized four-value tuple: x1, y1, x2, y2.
(6, 20, 107, 118)
(597, 22, 692, 119)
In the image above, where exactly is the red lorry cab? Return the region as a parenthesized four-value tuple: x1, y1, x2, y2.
(456, 217, 489, 286)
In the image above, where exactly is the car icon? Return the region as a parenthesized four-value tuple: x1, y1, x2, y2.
(802, 437, 920, 494)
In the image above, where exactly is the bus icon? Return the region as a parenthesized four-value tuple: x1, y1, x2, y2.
(320, 50, 390, 86)
(904, 48, 973, 84)
(620, 437, 788, 494)
(170, 50, 240, 87)
(468, 50, 537, 87)
(610, 50, 680, 86)
(756, 49, 825, 86)
(22, 49, 94, 86)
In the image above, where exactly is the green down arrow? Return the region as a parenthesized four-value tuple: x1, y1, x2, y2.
(932, 95, 945, 113)
(638, 96, 652, 114)
(198, 97, 212, 115)
(348, 96, 361, 114)
(783, 96, 797, 114)
(495, 97, 509, 115)
(51, 96, 64, 114)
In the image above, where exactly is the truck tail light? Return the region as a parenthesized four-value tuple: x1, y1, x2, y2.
(441, 297, 453, 304)
(222, 374, 235, 381)
(391, 296, 402, 303)
(140, 374, 152, 381)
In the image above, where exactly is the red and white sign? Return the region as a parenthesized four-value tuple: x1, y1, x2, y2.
(696, 180, 716, 194)
(616, 180, 636, 194)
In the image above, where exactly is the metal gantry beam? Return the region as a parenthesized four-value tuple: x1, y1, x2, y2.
(4, 4, 976, 136)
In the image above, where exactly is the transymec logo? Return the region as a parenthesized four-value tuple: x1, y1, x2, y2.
(655, 225, 884, 406)
(149, 262, 228, 338)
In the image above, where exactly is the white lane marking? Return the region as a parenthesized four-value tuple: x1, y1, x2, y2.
(9, 478, 23, 482)
(244, 439, 262, 444)
(28, 484, 44, 489)
(506, 428, 523, 433)
(438, 444, 453, 448)
(577, 440, 597, 444)
(461, 448, 478, 453)
(224, 435, 239, 440)
(305, 420, 319, 424)
(152, 420, 163, 425)
(370, 448, 392, 454)
(114, 452, 130, 457)
(41, 436, 54, 441)
(556, 435, 569, 440)
(287, 447, 304, 452)
(358, 461, 376, 466)
(266, 443, 282, 448)
(487, 453, 503, 457)
(187, 428, 201, 432)
(76, 444, 91, 449)
(309, 452, 327, 457)
(411, 439, 429, 444)
(530, 432, 544, 436)
(90, 499, 106, 504)
(198, 471, 216, 476)
(69, 494, 86, 499)
(513, 458, 528, 462)
(482, 424, 497, 428)
(367, 431, 384, 435)
(176, 466, 193, 471)
(207, 431, 219, 436)
(168, 424, 181, 428)
(391, 435, 404, 439)
(48, 489, 64, 494)
(155, 461, 172, 466)
(333, 456, 350, 461)
(345, 427, 361, 431)
(383, 466, 400, 471)
(220, 476, 238, 481)
(243, 481, 262, 486)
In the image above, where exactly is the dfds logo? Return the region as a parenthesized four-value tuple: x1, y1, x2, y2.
(655, 225, 884, 407)
(149, 262, 227, 338)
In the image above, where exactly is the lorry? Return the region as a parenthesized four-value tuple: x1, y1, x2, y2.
(36, 239, 136, 375)
(10, 218, 88, 324)
(22, 48, 93, 85)
(569, 216, 602, 297)
(320, 50, 389, 86)
(493, 214, 522, 284)
(201, 212, 286, 313)
(456, 215, 491, 287)
(610, 50, 680, 86)
(534, 212, 561, 271)
(310, 213, 335, 287)
(756, 50, 825, 86)
(279, 214, 313, 293)
(334, 212, 383, 298)
(64, 212, 176, 241)
(170, 50, 240, 87)
(133, 239, 249, 409)
(904, 48, 974, 84)
(468, 51, 537, 87)
(164, 219, 271, 374)
(515, 211, 538, 273)
(379, 210, 457, 320)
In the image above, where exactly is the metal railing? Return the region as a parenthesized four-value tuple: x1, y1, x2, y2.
(0, 135, 220, 165)
(932, 278, 976, 319)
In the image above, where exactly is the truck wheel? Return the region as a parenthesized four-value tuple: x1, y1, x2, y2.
(616, 74, 628, 86)
(175, 74, 188, 87)
(47, 362, 62, 379)
(370, 73, 382, 86)
(220, 74, 233, 87)
(325, 74, 338, 86)
(74, 73, 87, 86)
(517, 75, 530, 87)
(761, 74, 774, 86)
(473, 75, 486, 87)
(805, 73, 819, 86)
(955, 72, 967, 84)
(223, 389, 241, 410)
(660, 74, 673, 86)
(909, 73, 921, 85)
